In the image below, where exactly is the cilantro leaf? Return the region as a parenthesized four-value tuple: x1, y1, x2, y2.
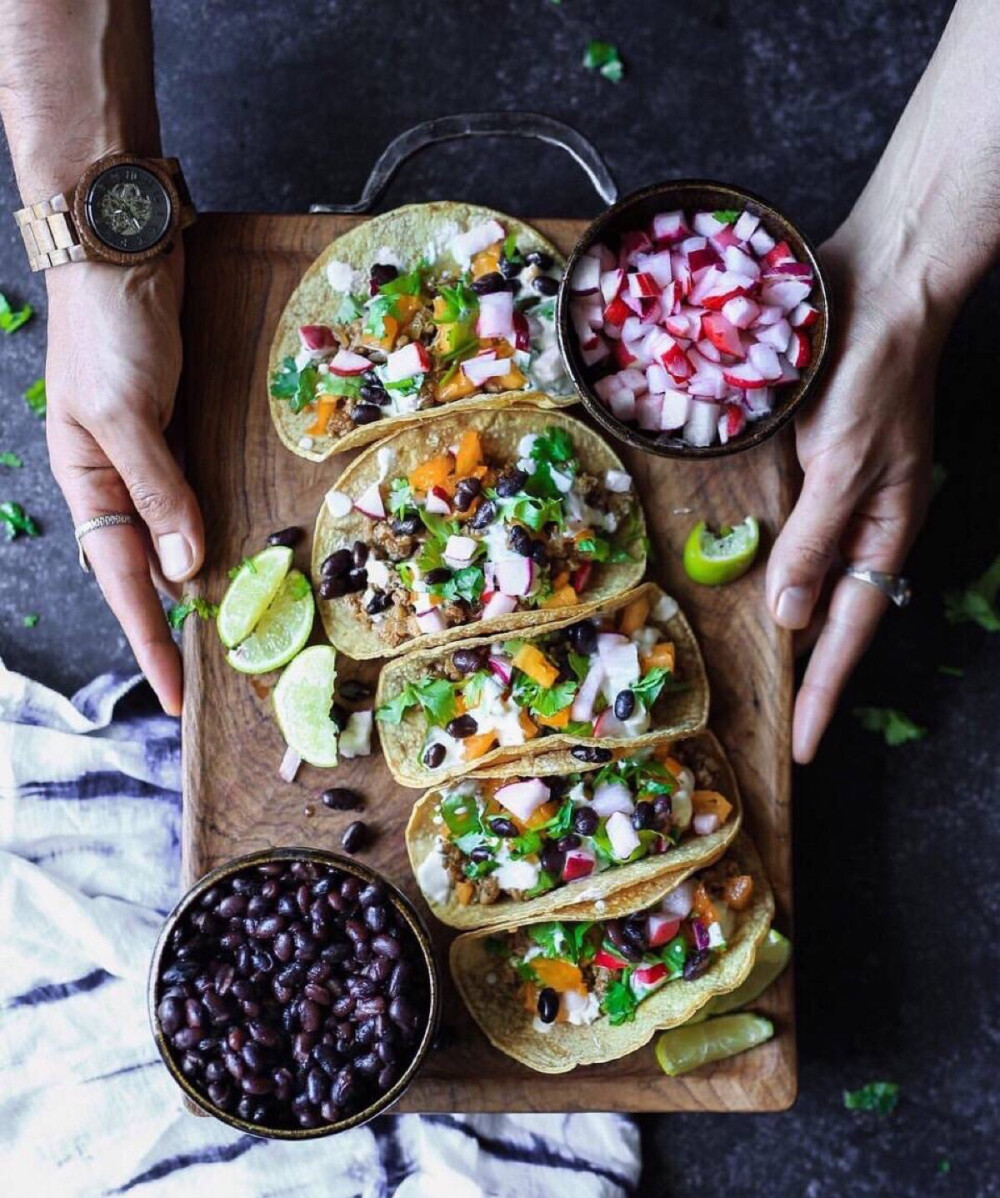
(333, 294, 364, 324)
(712, 210, 740, 224)
(502, 232, 522, 263)
(853, 707, 928, 746)
(528, 921, 594, 963)
(269, 356, 318, 414)
(0, 292, 33, 334)
(379, 265, 424, 297)
(568, 651, 592, 684)
(601, 974, 639, 1025)
(433, 280, 478, 325)
(0, 452, 22, 468)
(0, 501, 39, 540)
(317, 373, 363, 399)
(167, 595, 218, 630)
(428, 565, 485, 607)
(462, 856, 498, 879)
(525, 869, 559, 898)
(577, 535, 611, 562)
(537, 800, 575, 839)
(287, 573, 312, 600)
(22, 613, 39, 628)
(632, 667, 671, 709)
(388, 478, 415, 516)
(512, 673, 577, 718)
(364, 294, 398, 337)
(23, 378, 46, 417)
(530, 426, 575, 466)
(491, 490, 565, 532)
(944, 555, 1000, 632)
(583, 40, 624, 83)
(843, 1082, 900, 1116)
(609, 505, 648, 563)
(375, 677, 456, 727)
(508, 828, 544, 860)
(383, 373, 424, 397)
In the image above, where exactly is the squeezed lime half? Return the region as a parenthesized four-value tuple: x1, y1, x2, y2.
(655, 1013, 774, 1077)
(225, 570, 315, 675)
(273, 644, 339, 768)
(217, 546, 293, 648)
(682, 516, 760, 586)
(703, 929, 792, 1017)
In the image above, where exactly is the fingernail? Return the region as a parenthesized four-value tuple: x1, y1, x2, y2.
(158, 533, 193, 581)
(775, 585, 812, 629)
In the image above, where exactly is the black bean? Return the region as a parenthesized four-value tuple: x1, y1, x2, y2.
(370, 262, 398, 291)
(157, 996, 184, 1036)
(254, 915, 286, 940)
(532, 274, 559, 296)
(352, 540, 369, 568)
(346, 567, 368, 593)
(468, 499, 497, 530)
(423, 742, 446, 769)
(371, 933, 401, 960)
(632, 802, 654, 831)
(161, 960, 199, 985)
(241, 1042, 267, 1072)
(571, 746, 612, 764)
(424, 567, 451, 586)
(539, 843, 564, 875)
(572, 806, 600, 836)
(525, 250, 554, 270)
(507, 525, 533, 557)
(389, 996, 419, 1032)
(530, 540, 548, 566)
(319, 576, 346, 601)
(329, 702, 350, 731)
(266, 526, 303, 549)
(363, 903, 388, 933)
(622, 916, 648, 951)
(322, 548, 353, 579)
(495, 468, 528, 498)
(453, 476, 483, 511)
(452, 646, 488, 675)
(365, 590, 393, 616)
(359, 379, 387, 403)
(173, 1026, 201, 1051)
(331, 1067, 356, 1106)
(339, 679, 372, 702)
(471, 271, 508, 295)
(341, 821, 368, 855)
(653, 794, 673, 821)
(556, 834, 581, 852)
(391, 513, 421, 537)
(499, 254, 522, 280)
(567, 620, 597, 654)
(614, 689, 636, 720)
(537, 987, 560, 1023)
(683, 949, 711, 980)
(470, 845, 492, 864)
(446, 713, 478, 739)
(350, 402, 383, 426)
(488, 817, 519, 838)
(354, 1051, 381, 1077)
(273, 932, 295, 963)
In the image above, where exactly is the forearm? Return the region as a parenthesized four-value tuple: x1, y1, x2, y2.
(842, 0, 1000, 315)
(0, 0, 159, 201)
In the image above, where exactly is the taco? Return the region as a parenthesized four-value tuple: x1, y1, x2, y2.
(375, 581, 709, 788)
(268, 203, 574, 461)
(313, 408, 647, 659)
(450, 836, 774, 1073)
(407, 731, 740, 930)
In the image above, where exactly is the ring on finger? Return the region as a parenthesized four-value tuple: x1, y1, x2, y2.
(74, 512, 139, 572)
(842, 565, 913, 608)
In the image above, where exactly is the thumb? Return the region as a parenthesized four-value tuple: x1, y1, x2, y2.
(100, 412, 205, 584)
(766, 457, 859, 631)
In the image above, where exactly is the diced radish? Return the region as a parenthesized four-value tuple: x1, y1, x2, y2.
(482, 594, 518, 621)
(701, 312, 745, 358)
(591, 781, 634, 817)
(660, 389, 691, 429)
(733, 210, 761, 242)
(614, 367, 648, 395)
(571, 305, 599, 351)
(603, 295, 631, 327)
(688, 373, 729, 400)
(600, 268, 625, 304)
(699, 271, 757, 311)
(413, 591, 438, 616)
(449, 219, 506, 263)
(663, 312, 691, 339)
(722, 362, 768, 389)
(476, 292, 515, 341)
(647, 914, 681, 947)
(747, 342, 782, 381)
(724, 244, 760, 278)
(384, 341, 430, 382)
(614, 340, 638, 370)
(594, 948, 629, 970)
(425, 486, 451, 516)
(593, 375, 621, 404)
(580, 336, 611, 366)
(495, 556, 533, 597)
(753, 304, 784, 327)
(759, 279, 811, 311)
(687, 246, 720, 276)
(662, 343, 693, 381)
(789, 301, 819, 328)
(628, 271, 659, 300)
(763, 240, 796, 269)
(462, 353, 510, 386)
(776, 356, 800, 385)
(710, 226, 742, 253)
(646, 363, 670, 394)
(444, 534, 477, 564)
(562, 848, 596, 882)
(756, 318, 792, 354)
(329, 347, 374, 375)
(495, 778, 551, 822)
(513, 310, 531, 352)
(718, 403, 747, 445)
(585, 242, 617, 272)
(671, 253, 692, 296)
(683, 398, 719, 447)
(788, 328, 813, 368)
(619, 229, 652, 266)
(570, 562, 593, 594)
(605, 469, 632, 493)
(693, 812, 720, 836)
(661, 880, 695, 919)
(278, 745, 302, 783)
(635, 250, 673, 286)
(764, 261, 813, 282)
(620, 291, 644, 316)
(749, 226, 776, 256)
(608, 389, 637, 423)
(651, 211, 688, 244)
(570, 254, 601, 294)
(605, 810, 641, 859)
(299, 324, 337, 353)
(721, 296, 759, 329)
(416, 608, 446, 635)
(659, 281, 678, 316)
(743, 386, 775, 420)
(593, 708, 629, 738)
(324, 489, 353, 519)
(692, 211, 729, 237)
(633, 963, 668, 987)
(622, 316, 656, 343)
(636, 393, 663, 430)
(571, 660, 606, 723)
(695, 337, 721, 363)
(354, 482, 385, 519)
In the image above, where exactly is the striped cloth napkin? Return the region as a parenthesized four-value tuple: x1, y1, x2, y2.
(0, 662, 640, 1197)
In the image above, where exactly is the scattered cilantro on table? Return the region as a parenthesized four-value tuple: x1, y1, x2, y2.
(0, 292, 33, 334)
(937, 665, 964, 678)
(167, 595, 218, 630)
(0, 501, 39, 540)
(23, 378, 46, 417)
(843, 1081, 900, 1115)
(22, 613, 39, 628)
(937, 1160, 951, 1175)
(583, 40, 624, 83)
(853, 707, 927, 746)
(0, 452, 22, 468)
(944, 554, 1000, 632)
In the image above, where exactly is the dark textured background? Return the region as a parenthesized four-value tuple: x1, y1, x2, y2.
(1, 2, 997, 1195)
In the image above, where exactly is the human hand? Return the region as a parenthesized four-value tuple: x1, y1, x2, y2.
(766, 218, 949, 764)
(45, 248, 203, 716)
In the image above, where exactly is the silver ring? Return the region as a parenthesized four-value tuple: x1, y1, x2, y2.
(843, 566, 913, 608)
(74, 512, 138, 572)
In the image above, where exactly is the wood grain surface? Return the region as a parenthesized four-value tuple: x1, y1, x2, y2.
(180, 213, 797, 1113)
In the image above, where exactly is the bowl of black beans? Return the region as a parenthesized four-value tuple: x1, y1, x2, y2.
(148, 848, 439, 1138)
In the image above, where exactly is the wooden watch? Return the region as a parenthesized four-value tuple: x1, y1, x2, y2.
(13, 152, 196, 271)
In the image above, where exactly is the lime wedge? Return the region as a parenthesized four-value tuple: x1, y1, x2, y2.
(217, 546, 294, 648)
(655, 1013, 774, 1077)
(682, 516, 760, 586)
(225, 570, 315, 675)
(703, 929, 792, 1016)
(273, 645, 339, 767)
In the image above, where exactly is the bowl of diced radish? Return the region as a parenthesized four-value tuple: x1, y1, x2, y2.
(556, 180, 831, 457)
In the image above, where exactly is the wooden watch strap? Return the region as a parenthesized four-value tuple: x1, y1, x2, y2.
(14, 192, 88, 272)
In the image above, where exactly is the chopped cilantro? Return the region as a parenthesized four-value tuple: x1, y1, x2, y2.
(363, 294, 398, 337)
(317, 373, 363, 399)
(843, 1082, 900, 1115)
(462, 856, 498, 880)
(167, 595, 218, 630)
(502, 232, 522, 263)
(512, 673, 578, 718)
(601, 974, 639, 1024)
(583, 40, 624, 83)
(853, 707, 927, 746)
(333, 294, 364, 323)
(631, 667, 672, 709)
(22, 613, 39, 628)
(383, 373, 424, 397)
(944, 555, 1000, 632)
(594, 755, 675, 797)
(287, 573, 312, 600)
(428, 564, 485, 606)
(269, 356, 318, 414)
(379, 264, 424, 297)
(0, 501, 39, 540)
(568, 650, 592, 684)
(433, 280, 478, 325)
(525, 869, 559, 898)
(376, 677, 456, 727)
(0, 292, 33, 334)
(388, 478, 414, 516)
(491, 490, 565, 532)
(528, 921, 595, 964)
(712, 210, 740, 224)
(0, 452, 22, 468)
(23, 378, 46, 417)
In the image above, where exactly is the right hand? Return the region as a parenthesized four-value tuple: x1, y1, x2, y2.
(45, 247, 203, 716)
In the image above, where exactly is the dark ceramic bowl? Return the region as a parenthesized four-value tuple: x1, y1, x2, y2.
(556, 179, 832, 459)
(148, 847, 440, 1140)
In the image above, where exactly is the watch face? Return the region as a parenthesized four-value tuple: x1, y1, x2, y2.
(85, 164, 172, 253)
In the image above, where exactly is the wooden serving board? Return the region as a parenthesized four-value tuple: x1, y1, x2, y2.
(180, 214, 797, 1113)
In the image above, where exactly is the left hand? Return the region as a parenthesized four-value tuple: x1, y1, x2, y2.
(765, 219, 948, 763)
